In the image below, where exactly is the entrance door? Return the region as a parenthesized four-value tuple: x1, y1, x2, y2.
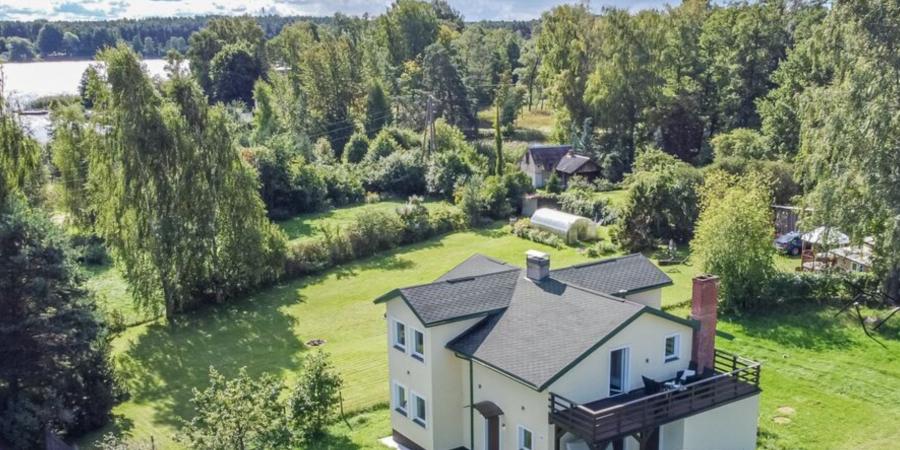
(484, 416, 500, 450)
(609, 347, 629, 396)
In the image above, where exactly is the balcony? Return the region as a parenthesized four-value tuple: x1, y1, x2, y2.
(548, 349, 761, 447)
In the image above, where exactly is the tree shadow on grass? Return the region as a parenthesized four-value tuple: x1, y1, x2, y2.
(724, 305, 857, 351)
(112, 286, 304, 433)
(306, 433, 363, 450)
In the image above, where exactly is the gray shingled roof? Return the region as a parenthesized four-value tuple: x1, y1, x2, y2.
(527, 145, 571, 170)
(447, 276, 646, 389)
(388, 269, 520, 326)
(555, 153, 595, 174)
(436, 254, 515, 281)
(551, 253, 673, 295)
(378, 252, 687, 390)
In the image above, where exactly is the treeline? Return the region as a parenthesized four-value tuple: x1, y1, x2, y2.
(0, 15, 316, 60)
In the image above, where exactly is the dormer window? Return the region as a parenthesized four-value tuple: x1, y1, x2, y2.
(392, 319, 406, 352)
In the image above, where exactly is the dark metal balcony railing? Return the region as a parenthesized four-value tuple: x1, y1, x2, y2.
(549, 349, 761, 445)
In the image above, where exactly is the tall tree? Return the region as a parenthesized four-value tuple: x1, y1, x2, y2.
(379, 0, 440, 66)
(49, 103, 97, 228)
(0, 76, 41, 204)
(536, 4, 595, 134)
(36, 23, 64, 55)
(422, 43, 475, 135)
(797, 0, 900, 300)
(364, 81, 393, 137)
(586, 9, 665, 180)
(700, 0, 790, 133)
(209, 43, 263, 105)
(0, 201, 117, 449)
(89, 45, 285, 321)
(187, 17, 267, 98)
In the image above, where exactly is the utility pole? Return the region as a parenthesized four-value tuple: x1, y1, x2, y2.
(426, 94, 436, 157)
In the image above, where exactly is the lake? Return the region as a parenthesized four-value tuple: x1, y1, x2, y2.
(2, 59, 168, 143)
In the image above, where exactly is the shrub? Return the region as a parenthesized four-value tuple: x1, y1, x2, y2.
(511, 218, 564, 248)
(343, 132, 369, 164)
(290, 162, 329, 212)
(692, 172, 775, 312)
(365, 150, 427, 195)
(396, 196, 432, 244)
(69, 232, 109, 265)
(383, 126, 421, 150)
(319, 165, 364, 207)
(545, 171, 562, 193)
(346, 210, 404, 257)
(426, 151, 472, 199)
(178, 367, 290, 448)
(758, 271, 876, 308)
(285, 239, 332, 276)
(711, 128, 774, 160)
(365, 191, 381, 204)
(427, 204, 468, 235)
(288, 351, 343, 441)
(312, 137, 336, 164)
(558, 189, 610, 222)
(454, 176, 487, 226)
(365, 130, 401, 163)
(587, 241, 618, 257)
(615, 156, 703, 251)
(706, 156, 800, 205)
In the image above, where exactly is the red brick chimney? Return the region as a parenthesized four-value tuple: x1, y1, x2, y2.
(690, 275, 719, 372)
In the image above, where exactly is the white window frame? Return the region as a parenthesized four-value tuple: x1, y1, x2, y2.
(411, 391, 427, 428)
(411, 328, 425, 362)
(608, 346, 630, 397)
(664, 333, 681, 363)
(517, 425, 533, 450)
(392, 381, 408, 416)
(391, 318, 407, 352)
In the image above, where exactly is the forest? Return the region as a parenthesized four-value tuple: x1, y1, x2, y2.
(2, 0, 899, 447)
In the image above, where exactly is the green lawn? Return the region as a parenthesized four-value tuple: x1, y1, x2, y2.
(80, 217, 900, 449)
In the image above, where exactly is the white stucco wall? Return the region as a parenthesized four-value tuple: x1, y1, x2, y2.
(465, 361, 552, 450)
(386, 297, 480, 450)
(679, 394, 760, 450)
(624, 288, 663, 309)
(549, 312, 694, 403)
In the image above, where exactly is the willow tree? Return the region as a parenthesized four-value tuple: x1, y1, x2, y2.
(797, 0, 900, 299)
(90, 45, 285, 321)
(0, 75, 41, 206)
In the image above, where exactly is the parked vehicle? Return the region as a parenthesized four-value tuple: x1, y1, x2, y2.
(775, 231, 802, 256)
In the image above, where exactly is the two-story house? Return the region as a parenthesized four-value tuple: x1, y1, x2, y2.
(374, 251, 761, 450)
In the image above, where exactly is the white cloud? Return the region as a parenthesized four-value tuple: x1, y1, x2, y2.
(0, 0, 674, 22)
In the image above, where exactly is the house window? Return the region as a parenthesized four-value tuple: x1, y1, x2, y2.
(411, 392, 427, 427)
(392, 382, 407, 416)
(518, 426, 533, 450)
(412, 328, 425, 361)
(665, 334, 680, 362)
(392, 319, 406, 352)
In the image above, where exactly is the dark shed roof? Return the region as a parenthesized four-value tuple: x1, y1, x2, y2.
(525, 145, 572, 170)
(555, 153, 597, 174)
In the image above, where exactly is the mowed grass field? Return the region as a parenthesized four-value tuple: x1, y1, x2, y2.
(80, 204, 900, 449)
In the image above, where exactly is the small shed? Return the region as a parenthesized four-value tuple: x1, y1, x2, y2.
(530, 208, 596, 244)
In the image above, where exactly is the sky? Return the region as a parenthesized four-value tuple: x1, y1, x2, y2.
(0, 0, 672, 22)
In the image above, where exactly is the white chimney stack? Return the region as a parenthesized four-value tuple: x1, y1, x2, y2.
(526, 250, 550, 281)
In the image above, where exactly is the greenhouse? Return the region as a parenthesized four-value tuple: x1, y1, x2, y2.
(530, 208, 597, 244)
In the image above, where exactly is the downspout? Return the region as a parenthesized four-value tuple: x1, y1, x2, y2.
(469, 358, 475, 450)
